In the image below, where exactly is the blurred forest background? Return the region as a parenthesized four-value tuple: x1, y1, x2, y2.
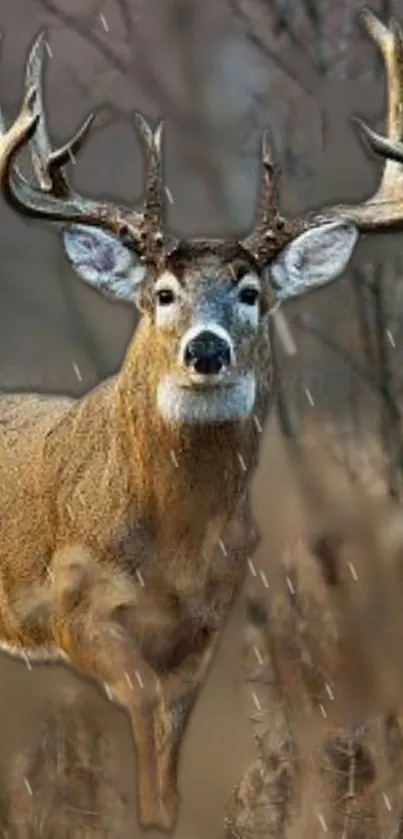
(1, 0, 403, 837)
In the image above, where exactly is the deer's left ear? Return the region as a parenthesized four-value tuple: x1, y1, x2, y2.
(62, 225, 147, 305)
(269, 221, 359, 303)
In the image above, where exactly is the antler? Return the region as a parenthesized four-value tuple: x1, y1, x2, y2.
(241, 9, 403, 266)
(324, 9, 403, 231)
(3, 12, 403, 270)
(0, 32, 166, 259)
(241, 131, 309, 264)
(0, 78, 39, 179)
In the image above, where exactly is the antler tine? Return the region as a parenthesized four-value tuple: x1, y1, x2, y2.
(353, 116, 403, 164)
(0, 33, 169, 255)
(241, 130, 283, 261)
(47, 114, 95, 171)
(0, 33, 26, 172)
(24, 33, 97, 199)
(0, 32, 44, 196)
(0, 85, 40, 179)
(312, 9, 403, 232)
(240, 130, 308, 265)
(24, 32, 53, 191)
(255, 129, 281, 224)
(1, 132, 143, 239)
(362, 10, 403, 143)
(0, 31, 6, 135)
(351, 10, 403, 216)
(240, 10, 403, 266)
(351, 12, 403, 163)
(135, 113, 165, 250)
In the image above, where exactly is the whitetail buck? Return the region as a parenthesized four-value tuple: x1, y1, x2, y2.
(0, 7, 402, 833)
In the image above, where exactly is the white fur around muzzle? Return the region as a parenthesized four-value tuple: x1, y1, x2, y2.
(157, 372, 256, 424)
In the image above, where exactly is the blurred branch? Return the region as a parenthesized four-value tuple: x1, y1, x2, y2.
(296, 259, 403, 500)
(351, 265, 377, 374)
(37, 0, 176, 116)
(267, 0, 319, 66)
(269, 313, 301, 442)
(350, 262, 403, 499)
(36, 0, 237, 225)
(56, 249, 111, 380)
(337, 0, 354, 78)
(229, 0, 384, 197)
(229, 0, 319, 100)
(364, 262, 403, 499)
(294, 312, 378, 393)
(163, 0, 236, 224)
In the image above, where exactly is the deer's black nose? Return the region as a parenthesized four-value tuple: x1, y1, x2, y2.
(184, 329, 232, 376)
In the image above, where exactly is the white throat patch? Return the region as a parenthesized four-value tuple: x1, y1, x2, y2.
(157, 372, 256, 425)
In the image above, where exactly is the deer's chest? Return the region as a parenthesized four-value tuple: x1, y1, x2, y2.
(132, 578, 224, 673)
(111, 514, 237, 673)
(112, 500, 229, 573)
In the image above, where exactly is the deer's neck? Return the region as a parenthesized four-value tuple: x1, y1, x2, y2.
(117, 329, 263, 533)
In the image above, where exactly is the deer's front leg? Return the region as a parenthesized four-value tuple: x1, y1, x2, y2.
(147, 580, 247, 828)
(144, 636, 221, 827)
(144, 515, 254, 825)
(53, 622, 172, 830)
(32, 547, 178, 831)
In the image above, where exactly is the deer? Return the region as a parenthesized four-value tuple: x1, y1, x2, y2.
(0, 7, 402, 833)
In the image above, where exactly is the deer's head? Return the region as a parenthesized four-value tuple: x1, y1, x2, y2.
(2, 11, 403, 425)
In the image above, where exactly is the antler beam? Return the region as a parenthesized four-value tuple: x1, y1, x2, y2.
(2, 11, 403, 269)
(241, 8, 403, 266)
(322, 9, 403, 231)
(0, 84, 39, 179)
(0, 33, 166, 259)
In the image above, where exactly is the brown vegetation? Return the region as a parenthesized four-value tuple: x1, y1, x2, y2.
(2, 2, 403, 838)
(0, 693, 127, 838)
(0, 7, 398, 834)
(225, 425, 403, 838)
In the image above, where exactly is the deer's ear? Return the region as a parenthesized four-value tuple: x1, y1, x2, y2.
(62, 225, 147, 304)
(269, 221, 358, 303)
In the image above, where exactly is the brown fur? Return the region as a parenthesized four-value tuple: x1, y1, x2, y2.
(1, 8, 403, 833)
(0, 271, 271, 830)
(0, 55, 273, 831)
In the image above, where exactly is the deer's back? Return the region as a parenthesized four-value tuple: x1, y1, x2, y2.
(0, 392, 75, 600)
(0, 392, 74, 448)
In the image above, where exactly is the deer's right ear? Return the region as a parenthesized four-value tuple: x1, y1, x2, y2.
(62, 225, 147, 304)
(269, 221, 358, 303)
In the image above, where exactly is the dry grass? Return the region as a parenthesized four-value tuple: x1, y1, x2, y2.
(0, 693, 128, 838)
(2, 421, 403, 839)
(225, 421, 403, 839)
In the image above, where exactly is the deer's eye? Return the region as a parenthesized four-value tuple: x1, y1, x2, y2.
(239, 286, 260, 306)
(156, 288, 176, 306)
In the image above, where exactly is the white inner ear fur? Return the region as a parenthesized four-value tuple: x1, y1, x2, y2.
(270, 220, 358, 303)
(62, 225, 147, 304)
